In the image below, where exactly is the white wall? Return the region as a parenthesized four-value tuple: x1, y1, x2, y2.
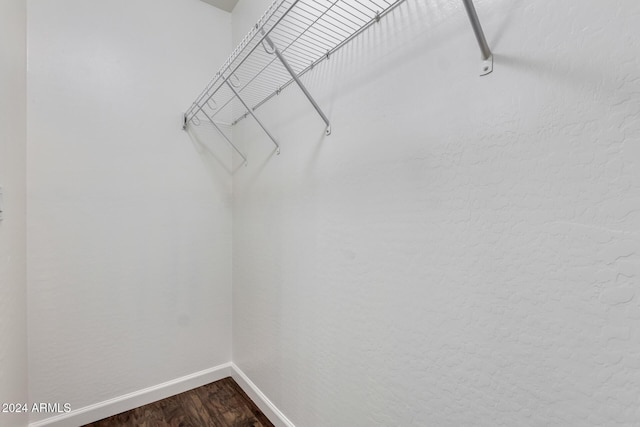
(27, 0, 232, 423)
(0, 0, 28, 426)
(232, 0, 640, 425)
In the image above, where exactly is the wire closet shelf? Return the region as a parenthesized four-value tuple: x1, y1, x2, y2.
(183, 0, 492, 162)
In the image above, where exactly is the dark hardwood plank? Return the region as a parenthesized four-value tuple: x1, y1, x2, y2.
(83, 377, 275, 427)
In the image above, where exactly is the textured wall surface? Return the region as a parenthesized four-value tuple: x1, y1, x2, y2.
(27, 0, 233, 423)
(232, 0, 640, 425)
(0, 0, 28, 426)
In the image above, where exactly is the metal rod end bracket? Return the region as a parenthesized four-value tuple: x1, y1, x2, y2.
(480, 54, 493, 76)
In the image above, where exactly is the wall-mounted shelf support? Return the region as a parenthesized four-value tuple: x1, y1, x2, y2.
(226, 79, 281, 154)
(201, 108, 249, 165)
(184, 103, 249, 165)
(183, 0, 495, 162)
(263, 32, 331, 136)
(462, 0, 493, 76)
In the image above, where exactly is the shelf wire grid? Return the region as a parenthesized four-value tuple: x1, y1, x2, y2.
(185, 0, 406, 128)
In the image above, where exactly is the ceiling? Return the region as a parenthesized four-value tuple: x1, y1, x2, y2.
(200, 0, 239, 12)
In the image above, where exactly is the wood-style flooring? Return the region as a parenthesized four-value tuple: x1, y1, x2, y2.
(83, 377, 274, 427)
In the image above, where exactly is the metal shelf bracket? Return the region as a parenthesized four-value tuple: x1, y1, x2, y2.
(183, 0, 496, 164)
(462, 0, 494, 76)
(184, 109, 248, 166)
(263, 32, 331, 136)
(225, 78, 281, 155)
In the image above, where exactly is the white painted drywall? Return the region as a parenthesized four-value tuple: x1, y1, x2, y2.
(231, 0, 640, 425)
(27, 0, 232, 423)
(0, 0, 28, 425)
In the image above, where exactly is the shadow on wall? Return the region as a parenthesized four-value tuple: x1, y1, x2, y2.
(489, 1, 523, 48)
(496, 53, 634, 101)
(298, 0, 514, 101)
(186, 0, 550, 190)
(185, 123, 238, 198)
(186, 121, 236, 167)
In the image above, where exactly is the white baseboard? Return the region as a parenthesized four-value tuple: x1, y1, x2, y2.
(28, 362, 293, 427)
(230, 363, 295, 427)
(28, 363, 234, 427)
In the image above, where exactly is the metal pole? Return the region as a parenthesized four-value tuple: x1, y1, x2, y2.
(264, 34, 332, 135)
(185, 0, 304, 120)
(198, 109, 248, 165)
(462, 0, 492, 60)
(226, 80, 280, 154)
(186, 99, 250, 164)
